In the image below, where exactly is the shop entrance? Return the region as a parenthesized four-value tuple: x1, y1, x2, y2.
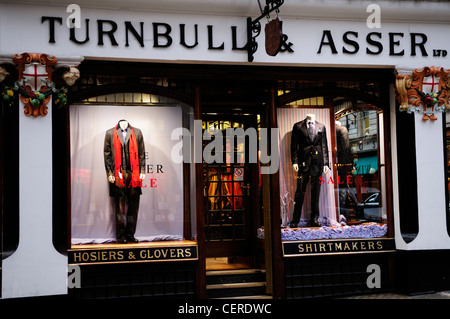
(202, 114, 259, 269)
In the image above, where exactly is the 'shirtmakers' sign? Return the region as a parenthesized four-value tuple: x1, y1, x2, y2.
(68, 244, 198, 265)
(282, 238, 395, 257)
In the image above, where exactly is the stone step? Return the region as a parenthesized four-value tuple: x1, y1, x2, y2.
(206, 269, 266, 285)
(206, 269, 269, 299)
(207, 282, 266, 290)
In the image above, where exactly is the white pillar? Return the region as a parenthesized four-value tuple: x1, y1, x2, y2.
(392, 69, 450, 250)
(2, 97, 67, 298)
(409, 113, 450, 249)
(390, 83, 403, 248)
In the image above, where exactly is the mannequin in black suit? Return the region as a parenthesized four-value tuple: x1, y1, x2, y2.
(104, 119, 146, 243)
(290, 114, 329, 227)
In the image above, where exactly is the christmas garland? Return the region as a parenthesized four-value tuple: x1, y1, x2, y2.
(415, 88, 442, 107)
(2, 80, 68, 108)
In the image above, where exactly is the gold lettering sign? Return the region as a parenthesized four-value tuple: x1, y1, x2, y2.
(69, 244, 198, 265)
(283, 238, 395, 257)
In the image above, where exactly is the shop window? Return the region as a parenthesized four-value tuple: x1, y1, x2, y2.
(83, 92, 178, 105)
(69, 94, 194, 245)
(339, 109, 384, 223)
(277, 98, 388, 240)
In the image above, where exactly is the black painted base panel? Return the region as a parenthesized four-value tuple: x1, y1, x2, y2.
(284, 253, 393, 299)
(68, 261, 196, 299)
(394, 249, 450, 295)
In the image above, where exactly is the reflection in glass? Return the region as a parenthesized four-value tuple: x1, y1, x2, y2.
(336, 109, 385, 224)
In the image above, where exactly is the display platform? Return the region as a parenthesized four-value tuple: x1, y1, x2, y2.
(68, 240, 198, 265)
(258, 222, 388, 241)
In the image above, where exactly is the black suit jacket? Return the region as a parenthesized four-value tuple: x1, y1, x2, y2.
(104, 122, 146, 196)
(291, 119, 329, 175)
(336, 124, 353, 174)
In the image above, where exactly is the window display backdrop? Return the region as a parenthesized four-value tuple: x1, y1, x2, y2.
(272, 107, 389, 241)
(70, 104, 183, 244)
(278, 107, 338, 226)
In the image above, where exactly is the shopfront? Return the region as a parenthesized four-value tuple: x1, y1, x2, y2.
(0, 0, 450, 300)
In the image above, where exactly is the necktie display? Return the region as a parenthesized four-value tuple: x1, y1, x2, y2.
(308, 121, 314, 140)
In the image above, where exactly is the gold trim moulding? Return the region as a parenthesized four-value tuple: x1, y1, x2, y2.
(69, 240, 197, 251)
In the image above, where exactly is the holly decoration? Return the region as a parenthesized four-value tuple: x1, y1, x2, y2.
(416, 88, 442, 107)
(25, 90, 51, 107)
(2, 89, 15, 106)
(2, 81, 69, 109)
(55, 92, 68, 108)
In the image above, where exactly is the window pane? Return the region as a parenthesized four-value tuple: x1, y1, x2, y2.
(277, 106, 387, 240)
(337, 110, 384, 224)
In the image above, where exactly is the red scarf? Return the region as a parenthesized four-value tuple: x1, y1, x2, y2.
(113, 124, 141, 188)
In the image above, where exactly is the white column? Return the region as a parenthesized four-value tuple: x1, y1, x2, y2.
(2, 99, 67, 298)
(392, 71, 450, 250)
(390, 83, 403, 248)
(410, 113, 450, 249)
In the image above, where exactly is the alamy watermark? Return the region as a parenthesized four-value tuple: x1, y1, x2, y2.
(67, 265, 81, 289)
(170, 120, 279, 174)
(366, 4, 381, 29)
(66, 4, 81, 29)
(366, 263, 381, 289)
(61, 3, 385, 174)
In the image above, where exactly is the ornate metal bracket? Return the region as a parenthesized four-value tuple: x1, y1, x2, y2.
(246, 0, 290, 62)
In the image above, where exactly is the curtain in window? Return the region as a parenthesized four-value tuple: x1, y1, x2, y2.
(70, 104, 184, 244)
(277, 107, 338, 226)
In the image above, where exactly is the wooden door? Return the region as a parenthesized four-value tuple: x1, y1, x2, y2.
(202, 115, 258, 259)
